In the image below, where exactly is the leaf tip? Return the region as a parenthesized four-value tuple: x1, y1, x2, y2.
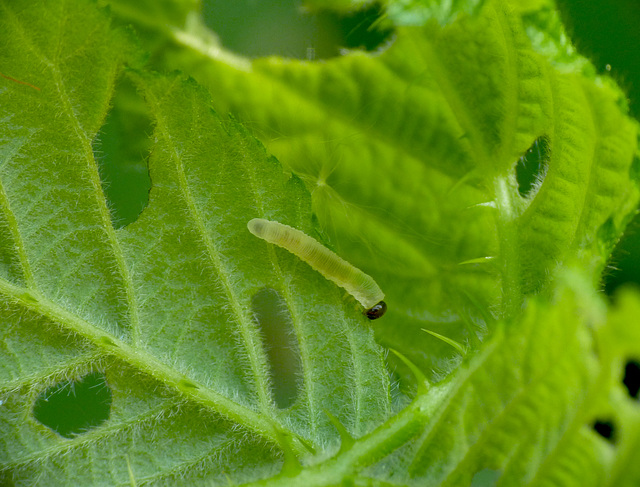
(324, 409, 355, 452)
(390, 349, 430, 394)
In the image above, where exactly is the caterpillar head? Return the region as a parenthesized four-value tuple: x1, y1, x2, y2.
(364, 301, 386, 320)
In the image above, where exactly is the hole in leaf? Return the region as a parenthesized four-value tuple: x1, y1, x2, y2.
(515, 136, 550, 197)
(592, 419, 616, 444)
(94, 74, 152, 229)
(252, 288, 301, 408)
(623, 360, 640, 399)
(602, 212, 640, 295)
(202, 1, 392, 60)
(33, 371, 112, 438)
(315, 3, 394, 56)
(597, 216, 618, 252)
(630, 153, 640, 183)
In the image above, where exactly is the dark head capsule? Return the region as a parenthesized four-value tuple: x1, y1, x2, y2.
(364, 301, 386, 320)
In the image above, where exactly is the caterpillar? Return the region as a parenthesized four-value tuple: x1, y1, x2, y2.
(247, 218, 386, 319)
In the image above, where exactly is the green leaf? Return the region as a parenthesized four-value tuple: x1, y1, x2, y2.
(1, 1, 389, 484)
(378, 274, 640, 487)
(2, 0, 640, 485)
(143, 269, 640, 487)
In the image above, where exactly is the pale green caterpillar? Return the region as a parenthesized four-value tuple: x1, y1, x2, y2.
(247, 218, 386, 319)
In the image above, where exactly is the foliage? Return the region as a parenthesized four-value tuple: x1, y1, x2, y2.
(0, 0, 639, 485)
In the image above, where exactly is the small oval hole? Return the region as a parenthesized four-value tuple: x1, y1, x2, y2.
(94, 75, 152, 228)
(592, 419, 616, 444)
(623, 360, 640, 399)
(252, 288, 302, 409)
(602, 214, 640, 295)
(314, 3, 394, 57)
(516, 136, 550, 197)
(33, 371, 112, 438)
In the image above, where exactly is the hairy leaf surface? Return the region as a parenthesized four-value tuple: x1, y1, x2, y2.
(1, 0, 639, 485)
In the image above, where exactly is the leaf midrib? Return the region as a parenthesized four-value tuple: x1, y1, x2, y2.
(0, 278, 306, 455)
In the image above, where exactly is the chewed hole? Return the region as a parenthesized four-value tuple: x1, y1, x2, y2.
(592, 419, 616, 444)
(252, 288, 302, 409)
(33, 371, 112, 438)
(602, 213, 640, 295)
(623, 360, 640, 399)
(202, 1, 393, 60)
(93, 74, 152, 229)
(516, 136, 550, 197)
(314, 3, 394, 56)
